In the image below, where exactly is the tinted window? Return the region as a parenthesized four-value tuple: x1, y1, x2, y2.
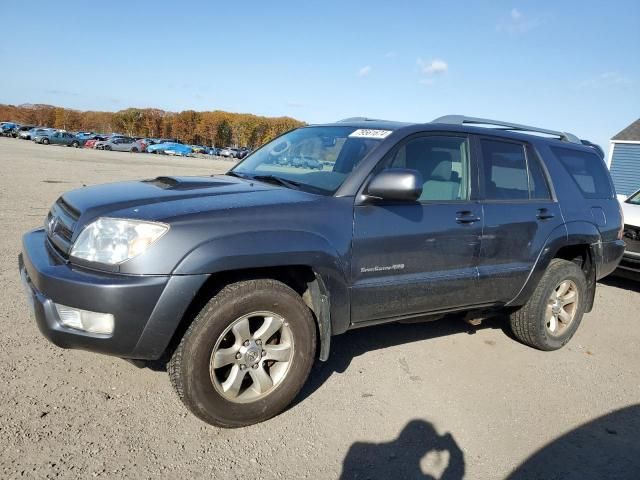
(527, 146, 552, 199)
(481, 140, 529, 200)
(388, 135, 468, 201)
(551, 147, 613, 199)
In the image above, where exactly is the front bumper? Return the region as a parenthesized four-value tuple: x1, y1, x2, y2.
(618, 251, 640, 274)
(20, 229, 208, 360)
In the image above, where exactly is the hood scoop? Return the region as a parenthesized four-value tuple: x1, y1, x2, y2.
(142, 176, 235, 190)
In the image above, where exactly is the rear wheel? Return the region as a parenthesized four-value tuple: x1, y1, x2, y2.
(168, 279, 316, 427)
(131, 147, 139, 153)
(509, 259, 587, 351)
(71, 140, 79, 148)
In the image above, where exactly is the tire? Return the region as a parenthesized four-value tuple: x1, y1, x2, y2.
(42, 138, 49, 145)
(104, 145, 112, 151)
(509, 258, 587, 351)
(131, 147, 139, 153)
(71, 141, 79, 148)
(168, 279, 317, 427)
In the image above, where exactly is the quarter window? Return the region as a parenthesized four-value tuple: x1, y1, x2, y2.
(551, 146, 613, 199)
(387, 135, 469, 201)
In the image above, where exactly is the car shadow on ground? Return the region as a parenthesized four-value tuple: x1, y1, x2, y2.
(339, 419, 465, 480)
(507, 404, 640, 479)
(599, 273, 640, 293)
(294, 314, 507, 407)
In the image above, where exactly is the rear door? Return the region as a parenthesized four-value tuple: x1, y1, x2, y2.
(350, 133, 484, 323)
(475, 137, 563, 303)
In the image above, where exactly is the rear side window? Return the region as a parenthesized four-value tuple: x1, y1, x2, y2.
(551, 147, 613, 199)
(480, 140, 529, 200)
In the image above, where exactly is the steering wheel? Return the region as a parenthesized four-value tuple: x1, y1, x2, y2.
(269, 139, 291, 156)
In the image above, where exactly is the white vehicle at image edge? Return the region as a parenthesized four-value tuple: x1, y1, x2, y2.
(619, 188, 640, 275)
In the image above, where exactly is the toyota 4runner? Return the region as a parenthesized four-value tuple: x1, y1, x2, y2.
(19, 115, 625, 427)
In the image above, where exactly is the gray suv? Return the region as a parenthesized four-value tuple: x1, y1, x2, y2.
(19, 115, 624, 427)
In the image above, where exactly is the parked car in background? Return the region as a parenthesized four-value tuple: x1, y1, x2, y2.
(95, 136, 139, 152)
(1, 122, 18, 135)
(147, 142, 192, 156)
(190, 145, 208, 154)
(164, 143, 193, 156)
(135, 138, 155, 152)
(26, 127, 54, 140)
(83, 135, 109, 149)
(218, 147, 236, 158)
(34, 130, 81, 147)
(13, 125, 36, 138)
(236, 147, 251, 159)
(619, 188, 640, 276)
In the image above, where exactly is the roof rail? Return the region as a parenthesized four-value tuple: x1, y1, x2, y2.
(337, 117, 383, 123)
(432, 115, 582, 144)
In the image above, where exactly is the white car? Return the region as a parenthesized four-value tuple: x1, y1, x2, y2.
(619, 188, 640, 275)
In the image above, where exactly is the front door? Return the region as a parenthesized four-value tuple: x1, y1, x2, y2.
(350, 134, 484, 323)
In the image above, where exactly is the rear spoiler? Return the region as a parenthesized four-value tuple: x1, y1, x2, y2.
(580, 140, 605, 159)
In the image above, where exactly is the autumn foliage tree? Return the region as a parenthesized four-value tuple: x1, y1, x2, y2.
(0, 103, 304, 148)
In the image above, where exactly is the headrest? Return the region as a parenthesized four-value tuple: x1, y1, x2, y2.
(430, 151, 453, 181)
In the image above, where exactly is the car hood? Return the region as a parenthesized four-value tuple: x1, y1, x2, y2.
(621, 200, 640, 227)
(59, 175, 318, 228)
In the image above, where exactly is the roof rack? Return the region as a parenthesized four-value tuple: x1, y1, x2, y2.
(432, 115, 581, 144)
(337, 117, 384, 123)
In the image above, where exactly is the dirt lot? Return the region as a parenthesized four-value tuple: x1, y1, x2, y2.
(1, 136, 639, 479)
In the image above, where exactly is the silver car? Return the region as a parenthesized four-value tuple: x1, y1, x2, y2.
(94, 137, 139, 152)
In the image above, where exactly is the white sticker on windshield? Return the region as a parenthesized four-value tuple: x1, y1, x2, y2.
(348, 129, 392, 139)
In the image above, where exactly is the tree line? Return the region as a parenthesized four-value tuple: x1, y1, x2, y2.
(0, 103, 305, 148)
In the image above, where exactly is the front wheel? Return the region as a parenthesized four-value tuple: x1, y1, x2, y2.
(168, 279, 317, 427)
(509, 258, 587, 351)
(42, 138, 50, 145)
(71, 141, 79, 148)
(103, 145, 112, 151)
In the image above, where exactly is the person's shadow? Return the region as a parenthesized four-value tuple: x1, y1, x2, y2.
(340, 419, 465, 480)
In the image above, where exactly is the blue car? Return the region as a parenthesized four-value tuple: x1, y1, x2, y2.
(146, 142, 192, 156)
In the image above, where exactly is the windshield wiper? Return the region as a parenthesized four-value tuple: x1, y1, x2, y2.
(225, 171, 248, 179)
(249, 175, 302, 190)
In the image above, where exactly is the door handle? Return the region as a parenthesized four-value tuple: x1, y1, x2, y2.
(536, 208, 555, 220)
(456, 211, 481, 224)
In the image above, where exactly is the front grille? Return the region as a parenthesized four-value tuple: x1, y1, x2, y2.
(46, 197, 80, 258)
(623, 224, 640, 254)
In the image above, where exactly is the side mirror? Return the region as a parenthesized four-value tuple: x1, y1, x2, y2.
(366, 168, 423, 202)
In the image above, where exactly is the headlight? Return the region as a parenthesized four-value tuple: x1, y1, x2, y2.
(70, 218, 169, 265)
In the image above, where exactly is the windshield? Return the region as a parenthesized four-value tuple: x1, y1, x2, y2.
(627, 190, 640, 205)
(231, 126, 385, 194)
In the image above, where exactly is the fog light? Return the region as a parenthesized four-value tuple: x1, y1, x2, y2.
(55, 303, 114, 335)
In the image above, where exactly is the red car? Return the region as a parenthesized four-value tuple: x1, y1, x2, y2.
(84, 135, 109, 149)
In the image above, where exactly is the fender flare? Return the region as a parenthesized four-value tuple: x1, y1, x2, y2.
(507, 221, 600, 308)
(172, 230, 351, 360)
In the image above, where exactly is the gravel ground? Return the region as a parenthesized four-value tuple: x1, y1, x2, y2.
(1, 136, 639, 479)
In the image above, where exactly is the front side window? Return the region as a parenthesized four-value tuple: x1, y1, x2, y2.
(232, 126, 384, 194)
(386, 135, 469, 201)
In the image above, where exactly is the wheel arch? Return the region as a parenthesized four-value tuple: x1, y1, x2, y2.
(158, 264, 336, 364)
(508, 221, 600, 311)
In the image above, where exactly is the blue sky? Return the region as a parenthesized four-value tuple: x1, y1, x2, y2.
(1, 0, 638, 148)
